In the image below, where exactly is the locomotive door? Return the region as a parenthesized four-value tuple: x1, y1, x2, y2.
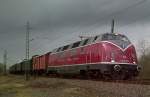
(86, 46, 92, 64)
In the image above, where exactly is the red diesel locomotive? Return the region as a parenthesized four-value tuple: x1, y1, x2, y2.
(10, 33, 141, 80)
(32, 33, 141, 80)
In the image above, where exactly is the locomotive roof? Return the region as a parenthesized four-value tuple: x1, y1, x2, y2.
(51, 33, 130, 53)
(51, 34, 102, 53)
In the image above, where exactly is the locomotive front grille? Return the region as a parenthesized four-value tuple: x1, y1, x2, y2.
(113, 65, 121, 71)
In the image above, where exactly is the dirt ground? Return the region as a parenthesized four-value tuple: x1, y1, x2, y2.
(0, 75, 150, 97)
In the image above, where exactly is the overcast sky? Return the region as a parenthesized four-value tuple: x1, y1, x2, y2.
(0, 0, 150, 66)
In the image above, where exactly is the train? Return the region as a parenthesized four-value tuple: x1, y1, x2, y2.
(9, 33, 141, 80)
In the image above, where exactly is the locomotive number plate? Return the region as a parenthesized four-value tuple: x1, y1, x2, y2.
(120, 60, 129, 63)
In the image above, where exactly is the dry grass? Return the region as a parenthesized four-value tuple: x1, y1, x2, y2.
(0, 75, 150, 97)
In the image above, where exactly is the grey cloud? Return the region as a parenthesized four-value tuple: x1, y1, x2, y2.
(0, 0, 150, 65)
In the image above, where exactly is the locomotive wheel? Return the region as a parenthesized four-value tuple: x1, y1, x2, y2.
(86, 70, 101, 79)
(102, 74, 112, 80)
(80, 70, 88, 79)
(111, 72, 126, 80)
(86, 70, 92, 79)
(123, 73, 133, 80)
(111, 73, 121, 80)
(93, 70, 103, 79)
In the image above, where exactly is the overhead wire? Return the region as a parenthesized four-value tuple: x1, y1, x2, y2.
(39, 0, 148, 41)
(22, 0, 149, 55)
(82, 0, 148, 34)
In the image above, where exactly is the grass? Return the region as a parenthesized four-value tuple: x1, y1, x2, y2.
(0, 74, 150, 97)
(0, 75, 26, 97)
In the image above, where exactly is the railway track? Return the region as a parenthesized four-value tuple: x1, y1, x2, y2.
(45, 74, 150, 85)
(98, 79, 150, 85)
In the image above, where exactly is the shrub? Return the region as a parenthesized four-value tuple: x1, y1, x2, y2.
(139, 54, 150, 79)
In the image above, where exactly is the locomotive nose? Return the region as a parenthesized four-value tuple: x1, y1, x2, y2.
(114, 65, 121, 71)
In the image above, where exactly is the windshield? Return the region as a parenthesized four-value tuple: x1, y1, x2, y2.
(102, 33, 130, 42)
(102, 33, 131, 49)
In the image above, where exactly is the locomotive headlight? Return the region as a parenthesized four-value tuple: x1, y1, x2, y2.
(111, 52, 115, 62)
(111, 60, 115, 62)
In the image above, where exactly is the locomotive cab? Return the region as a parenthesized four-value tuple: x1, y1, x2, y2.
(100, 33, 140, 79)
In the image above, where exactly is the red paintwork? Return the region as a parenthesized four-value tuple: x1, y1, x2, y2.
(47, 41, 137, 67)
(45, 52, 51, 68)
(33, 56, 40, 70)
(33, 54, 47, 70)
(32, 56, 37, 70)
(101, 41, 137, 64)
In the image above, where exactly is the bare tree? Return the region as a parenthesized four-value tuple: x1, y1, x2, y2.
(138, 39, 150, 79)
(0, 63, 4, 74)
(138, 39, 149, 59)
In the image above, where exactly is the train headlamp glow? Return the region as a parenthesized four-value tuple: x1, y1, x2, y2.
(114, 33, 118, 35)
(111, 60, 115, 62)
(111, 52, 115, 62)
